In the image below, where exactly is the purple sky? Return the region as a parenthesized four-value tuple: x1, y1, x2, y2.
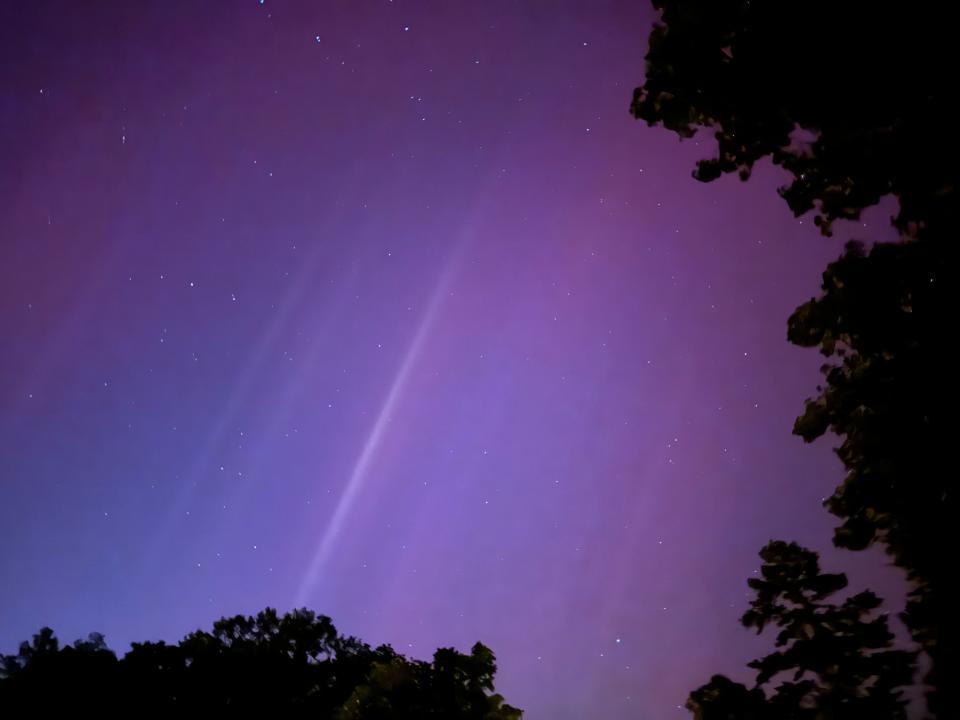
(1, 2, 907, 718)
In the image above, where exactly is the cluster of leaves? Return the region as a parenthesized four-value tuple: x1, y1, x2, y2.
(687, 542, 916, 720)
(631, 0, 956, 237)
(631, 1, 955, 715)
(0, 608, 521, 718)
(788, 238, 952, 689)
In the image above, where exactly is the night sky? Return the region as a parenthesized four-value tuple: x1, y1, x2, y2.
(1, 2, 907, 718)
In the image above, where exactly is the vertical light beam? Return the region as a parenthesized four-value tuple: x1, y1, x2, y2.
(295, 247, 463, 605)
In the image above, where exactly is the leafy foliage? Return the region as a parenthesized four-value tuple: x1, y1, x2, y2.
(338, 642, 521, 720)
(630, 0, 956, 237)
(631, 2, 955, 714)
(787, 236, 952, 715)
(687, 542, 916, 720)
(0, 608, 521, 718)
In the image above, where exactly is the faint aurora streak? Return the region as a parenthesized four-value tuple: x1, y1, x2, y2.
(295, 241, 467, 605)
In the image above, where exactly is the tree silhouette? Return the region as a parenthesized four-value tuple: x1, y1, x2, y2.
(687, 542, 916, 720)
(787, 238, 951, 712)
(338, 642, 521, 720)
(0, 608, 522, 717)
(631, 2, 954, 714)
(630, 0, 955, 237)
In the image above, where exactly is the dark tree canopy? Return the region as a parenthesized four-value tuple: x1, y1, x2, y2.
(687, 542, 916, 720)
(631, 0, 956, 237)
(787, 238, 951, 712)
(788, 242, 947, 564)
(0, 608, 522, 719)
(631, 2, 955, 715)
